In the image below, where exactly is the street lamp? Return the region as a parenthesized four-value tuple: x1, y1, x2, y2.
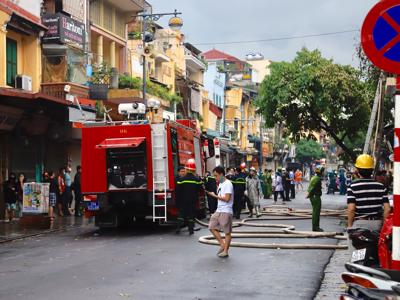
(139, 9, 183, 109)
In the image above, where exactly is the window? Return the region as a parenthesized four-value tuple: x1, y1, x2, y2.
(90, 0, 101, 25)
(103, 2, 113, 31)
(6, 38, 17, 87)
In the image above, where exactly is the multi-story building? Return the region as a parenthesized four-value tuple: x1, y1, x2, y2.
(202, 48, 264, 168)
(90, 0, 148, 72)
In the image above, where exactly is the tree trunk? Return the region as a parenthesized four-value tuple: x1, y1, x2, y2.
(308, 110, 357, 161)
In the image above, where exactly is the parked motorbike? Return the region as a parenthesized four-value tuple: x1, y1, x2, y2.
(341, 263, 400, 299)
(340, 283, 400, 300)
(348, 228, 381, 266)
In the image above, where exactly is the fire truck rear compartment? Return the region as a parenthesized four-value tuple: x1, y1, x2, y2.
(107, 144, 147, 190)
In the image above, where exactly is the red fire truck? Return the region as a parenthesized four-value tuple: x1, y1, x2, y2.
(80, 117, 207, 228)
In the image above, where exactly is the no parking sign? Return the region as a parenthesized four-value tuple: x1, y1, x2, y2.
(361, 0, 400, 75)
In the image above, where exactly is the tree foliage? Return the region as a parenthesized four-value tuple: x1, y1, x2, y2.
(256, 48, 373, 160)
(295, 139, 325, 164)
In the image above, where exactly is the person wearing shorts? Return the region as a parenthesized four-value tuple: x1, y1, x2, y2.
(207, 166, 234, 258)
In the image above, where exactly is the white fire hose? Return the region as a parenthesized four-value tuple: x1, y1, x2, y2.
(196, 206, 348, 250)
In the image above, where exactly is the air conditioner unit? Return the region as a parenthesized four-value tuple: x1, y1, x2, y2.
(15, 75, 32, 91)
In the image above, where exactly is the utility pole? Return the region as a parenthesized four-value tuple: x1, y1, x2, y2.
(259, 115, 263, 173)
(142, 21, 147, 107)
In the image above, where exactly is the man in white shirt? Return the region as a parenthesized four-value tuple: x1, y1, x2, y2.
(206, 166, 234, 258)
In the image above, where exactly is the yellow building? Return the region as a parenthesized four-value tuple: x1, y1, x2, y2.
(0, 1, 45, 92)
(90, 0, 146, 72)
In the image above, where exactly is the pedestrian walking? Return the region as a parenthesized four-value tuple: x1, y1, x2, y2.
(3, 173, 17, 222)
(175, 159, 203, 235)
(295, 169, 303, 191)
(232, 166, 246, 219)
(273, 169, 285, 204)
(57, 168, 65, 216)
(73, 166, 82, 217)
(207, 166, 234, 258)
(327, 171, 337, 195)
(347, 154, 390, 232)
(339, 168, 347, 195)
(282, 168, 291, 202)
(48, 171, 58, 220)
(289, 169, 296, 199)
(204, 171, 217, 215)
(307, 165, 324, 232)
(245, 167, 263, 218)
(63, 166, 72, 216)
(16, 173, 25, 218)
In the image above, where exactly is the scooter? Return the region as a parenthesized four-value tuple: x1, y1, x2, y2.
(348, 228, 381, 266)
(340, 283, 400, 300)
(342, 263, 400, 290)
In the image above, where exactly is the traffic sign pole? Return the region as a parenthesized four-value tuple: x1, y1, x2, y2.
(393, 77, 400, 270)
(361, 0, 400, 270)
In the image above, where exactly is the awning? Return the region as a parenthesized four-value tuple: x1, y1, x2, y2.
(96, 137, 146, 149)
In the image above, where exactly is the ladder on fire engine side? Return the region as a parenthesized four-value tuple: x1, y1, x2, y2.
(151, 124, 168, 222)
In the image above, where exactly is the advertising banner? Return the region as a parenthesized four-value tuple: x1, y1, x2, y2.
(22, 183, 50, 214)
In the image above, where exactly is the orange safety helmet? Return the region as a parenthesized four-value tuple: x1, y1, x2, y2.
(240, 162, 246, 170)
(185, 158, 196, 171)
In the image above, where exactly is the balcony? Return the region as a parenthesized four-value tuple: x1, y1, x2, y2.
(41, 82, 89, 100)
(185, 50, 206, 73)
(106, 0, 148, 12)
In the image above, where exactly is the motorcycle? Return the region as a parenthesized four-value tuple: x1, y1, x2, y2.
(348, 228, 381, 266)
(340, 283, 400, 300)
(341, 263, 400, 299)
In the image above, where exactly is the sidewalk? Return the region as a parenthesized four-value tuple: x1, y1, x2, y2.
(315, 241, 348, 299)
(0, 216, 91, 243)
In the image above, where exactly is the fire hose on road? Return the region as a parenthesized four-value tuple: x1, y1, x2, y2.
(196, 206, 348, 250)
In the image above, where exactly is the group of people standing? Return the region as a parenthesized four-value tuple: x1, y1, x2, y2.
(2, 165, 82, 222)
(270, 168, 303, 204)
(43, 165, 82, 219)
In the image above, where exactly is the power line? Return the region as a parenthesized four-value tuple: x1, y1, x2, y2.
(192, 29, 360, 46)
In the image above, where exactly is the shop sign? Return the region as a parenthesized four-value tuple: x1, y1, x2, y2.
(262, 143, 269, 157)
(42, 13, 85, 50)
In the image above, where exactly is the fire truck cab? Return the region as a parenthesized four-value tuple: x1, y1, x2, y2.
(81, 117, 206, 228)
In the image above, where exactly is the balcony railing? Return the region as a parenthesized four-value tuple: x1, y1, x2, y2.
(41, 82, 89, 100)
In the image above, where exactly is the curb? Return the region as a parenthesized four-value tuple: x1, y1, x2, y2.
(0, 224, 82, 244)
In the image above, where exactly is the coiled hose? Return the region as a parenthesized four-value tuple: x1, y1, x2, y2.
(196, 206, 348, 250)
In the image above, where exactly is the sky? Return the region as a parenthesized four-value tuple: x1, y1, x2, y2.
(149, 0, 377, 66)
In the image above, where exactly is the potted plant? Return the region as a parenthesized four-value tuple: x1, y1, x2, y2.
(89, 63, 111, 100)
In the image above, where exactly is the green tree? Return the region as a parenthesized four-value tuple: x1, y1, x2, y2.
(295, 139, 325, 164)
(256, 48, 373, 161)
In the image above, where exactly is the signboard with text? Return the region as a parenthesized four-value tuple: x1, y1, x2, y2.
(42, 13, 85, 50)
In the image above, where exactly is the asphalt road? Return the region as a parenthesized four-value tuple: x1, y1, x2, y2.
(0, 188, 347, 300)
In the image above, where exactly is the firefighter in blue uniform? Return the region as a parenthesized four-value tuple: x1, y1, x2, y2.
(175, 159, 203, 235)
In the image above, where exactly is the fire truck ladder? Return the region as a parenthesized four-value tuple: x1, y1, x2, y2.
(151, 124, 168, 222)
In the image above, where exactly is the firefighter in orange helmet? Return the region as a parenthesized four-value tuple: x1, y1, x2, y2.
(175, 159, 203, 235)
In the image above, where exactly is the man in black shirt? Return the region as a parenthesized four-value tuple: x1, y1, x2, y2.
(204, 171, 217, 215)
(347, 154, 390, 230)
